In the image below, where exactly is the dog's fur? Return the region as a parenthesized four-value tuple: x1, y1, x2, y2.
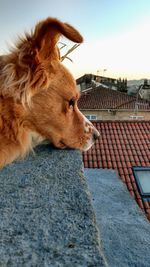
(0, 17, 99, 168)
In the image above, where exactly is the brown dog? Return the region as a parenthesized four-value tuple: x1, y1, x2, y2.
(0, 17, 99, 168)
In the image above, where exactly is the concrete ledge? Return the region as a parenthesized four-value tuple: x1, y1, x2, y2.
(0, 145, 107, 267)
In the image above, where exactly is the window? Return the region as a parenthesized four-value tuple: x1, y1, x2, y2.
(133, 167, 150, 200)
(129, 116, 144, 120)
(91, 115, 97, 120)
(85, 115, 97, 121)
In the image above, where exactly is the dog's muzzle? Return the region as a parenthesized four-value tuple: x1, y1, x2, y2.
(92, 126, 100, 142)
(83, 116, 100, 151)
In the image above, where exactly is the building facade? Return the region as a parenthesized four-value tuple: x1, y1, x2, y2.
(78, 86, 150, 121)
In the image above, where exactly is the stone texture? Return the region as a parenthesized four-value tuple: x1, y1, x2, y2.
(0, 145, 107, 267)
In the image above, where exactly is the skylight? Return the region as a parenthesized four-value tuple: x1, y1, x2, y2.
(133, 167, 150, 200)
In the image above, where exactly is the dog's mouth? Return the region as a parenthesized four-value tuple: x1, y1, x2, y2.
(56, 138, 95, 151)
(52, 126, 100, 151)
(56, 140, 67, 149)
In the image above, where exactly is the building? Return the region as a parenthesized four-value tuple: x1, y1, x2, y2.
(139, 79, 150, 100)
(78, 86, 150, 120)
(82, 120, 150, 220)
(76, 74, 127, 92)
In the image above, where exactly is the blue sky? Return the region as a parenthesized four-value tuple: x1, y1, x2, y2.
(0, 0, 150, 79)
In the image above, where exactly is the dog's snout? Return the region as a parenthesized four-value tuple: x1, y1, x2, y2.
(93, 131, 99, 141)
(84, 116, 100, 140)
(93, 127, 100, 141)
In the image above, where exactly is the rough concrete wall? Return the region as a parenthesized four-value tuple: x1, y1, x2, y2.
(0, 145, 107, 267)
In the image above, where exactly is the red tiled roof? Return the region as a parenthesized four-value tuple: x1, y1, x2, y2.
(83, 121, 150, 220)
(78, 87, 150, 110)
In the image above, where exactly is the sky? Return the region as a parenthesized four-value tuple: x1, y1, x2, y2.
(0, 0, 150, 80)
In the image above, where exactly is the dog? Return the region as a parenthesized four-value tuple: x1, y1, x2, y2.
(0, 17, 99, 168)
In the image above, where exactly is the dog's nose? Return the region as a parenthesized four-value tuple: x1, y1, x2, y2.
(93, 127, 100, 141)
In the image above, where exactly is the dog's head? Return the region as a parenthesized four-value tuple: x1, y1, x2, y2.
(0, 18, 99, 151)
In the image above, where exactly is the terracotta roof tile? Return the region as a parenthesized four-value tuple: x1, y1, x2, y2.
(82, 121, 150, 220)
(78, 87, 150, 110)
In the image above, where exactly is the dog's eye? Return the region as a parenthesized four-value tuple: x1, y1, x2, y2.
(69, 98, 75, 107)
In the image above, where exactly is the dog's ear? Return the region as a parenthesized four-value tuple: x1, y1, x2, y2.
(32, 17, 83, 60)
(17, 18, 83, 69)
(0, 18, 83, 106)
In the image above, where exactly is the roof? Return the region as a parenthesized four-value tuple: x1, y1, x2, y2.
(82, 121, 150, 220)
(78, 87, 150, 110)
(85, 169, 150, 267)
